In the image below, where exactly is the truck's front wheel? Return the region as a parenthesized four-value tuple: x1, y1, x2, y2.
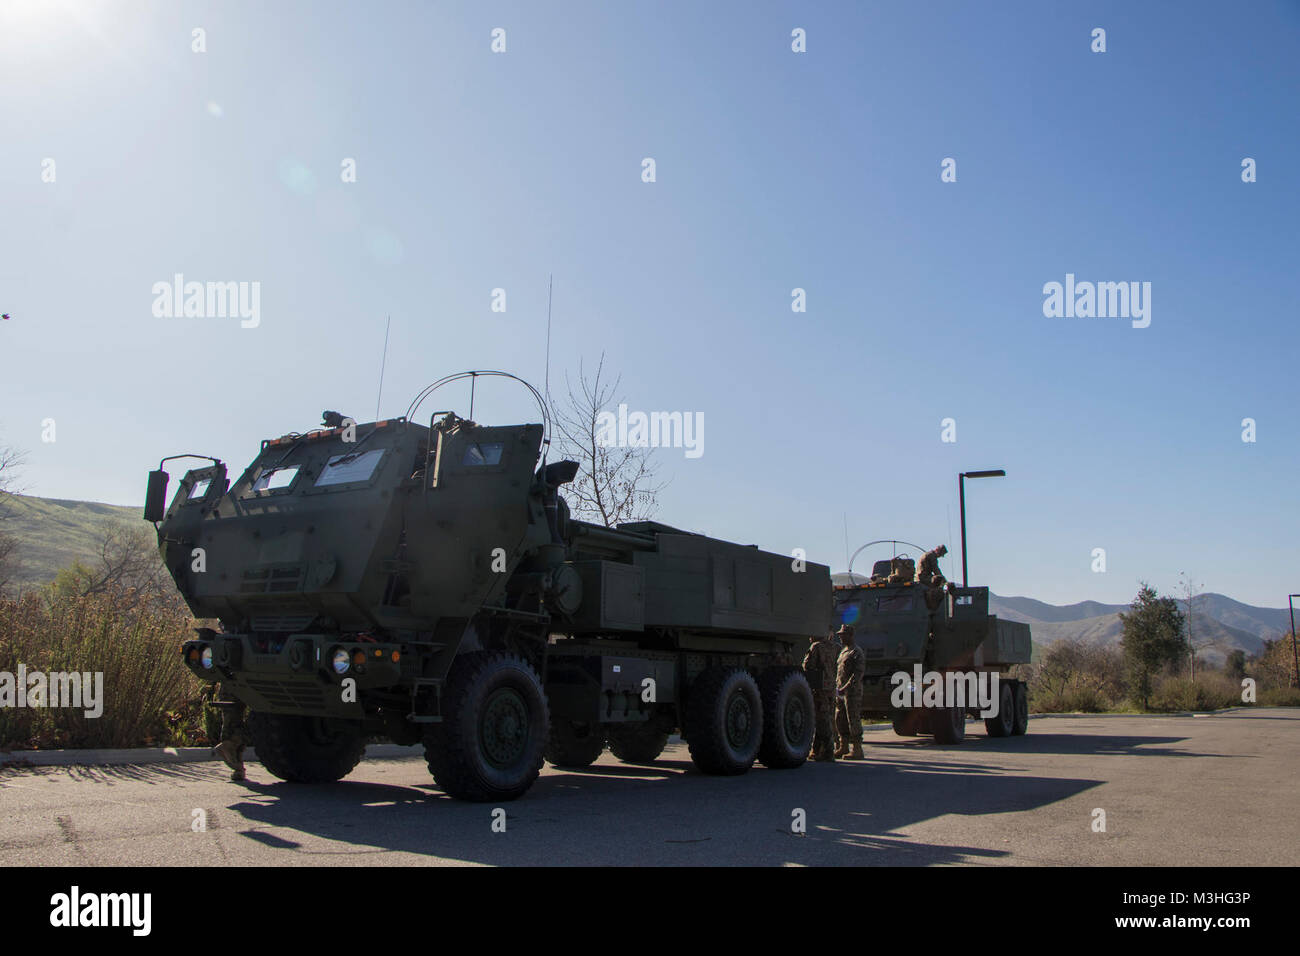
(247, 713, 366, 783)
(892, 709, 923, 736)
(686, 667, 762, 775)
(929, 704, 967, 744)
(424, 651, 549, 801)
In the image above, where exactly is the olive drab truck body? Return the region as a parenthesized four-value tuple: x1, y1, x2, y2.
(147, 373, 829, 800)
(832, 560, 1033, 743)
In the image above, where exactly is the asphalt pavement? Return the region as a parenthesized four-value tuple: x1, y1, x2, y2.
(2, 709, 1295, 866)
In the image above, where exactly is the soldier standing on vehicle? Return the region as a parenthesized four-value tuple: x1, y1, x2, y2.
(211, 684, 248, 782)
(802, 630, 838, 762)
(917, 544, 948, 588)
(834, 626, 866, 759)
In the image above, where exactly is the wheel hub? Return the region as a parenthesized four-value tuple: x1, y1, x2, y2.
(725, 692, 752, 748)
(481, 687, 529, 768)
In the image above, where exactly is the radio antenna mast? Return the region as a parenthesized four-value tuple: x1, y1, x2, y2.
(375, 314, 391, 420)
(544, 274, 553, 402)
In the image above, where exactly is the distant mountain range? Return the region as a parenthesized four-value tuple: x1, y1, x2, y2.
(5, 496, 1295, 666)
(988, 594, 1287, 665)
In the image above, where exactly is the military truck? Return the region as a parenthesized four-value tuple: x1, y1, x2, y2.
(145, 372, 828, 801)
(832, 554, 1032, 743)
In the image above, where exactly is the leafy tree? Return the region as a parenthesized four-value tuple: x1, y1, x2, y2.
(1225, 649, 1247, 682)
(1120, 583, 1189, 710)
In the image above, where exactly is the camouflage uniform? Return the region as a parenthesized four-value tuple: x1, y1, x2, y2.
(917, 545, 947, 588)
(835, 641, 866, 758)
(801, 638, 838, 761)
(212, 684, 248, 781)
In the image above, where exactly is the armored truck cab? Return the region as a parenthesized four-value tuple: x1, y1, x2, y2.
(832, 571, 1032, 743)
(147, 376, 829, 801)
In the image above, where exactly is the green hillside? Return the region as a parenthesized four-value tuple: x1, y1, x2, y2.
(1, 494, 142, 588)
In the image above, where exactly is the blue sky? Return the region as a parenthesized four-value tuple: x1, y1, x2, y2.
(1, 0, 1296, 607)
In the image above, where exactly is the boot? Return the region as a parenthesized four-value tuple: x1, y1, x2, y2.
(214, 741, 246, 780)
(834, 740, 849, 758)
(844, 741, 864, 760)
(815, 746, 836, 763)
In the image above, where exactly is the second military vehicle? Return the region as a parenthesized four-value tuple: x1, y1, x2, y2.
(146, 372, 829, 801)
(833, 546, 1032, 743)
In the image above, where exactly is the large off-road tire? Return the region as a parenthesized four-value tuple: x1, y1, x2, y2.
(892, 708, 924, 736)
(985, 682, 1015, 738)
(247, 712, 366, 783)
(606, 722, 671, 764)
(685, 667, 763, 776)
(1011, 682, 1029, 736)
(424, 651, 550, 802)
(929, 703, 967, 744)
(757, 667, 814, 769)
(544, 720, 605, 768)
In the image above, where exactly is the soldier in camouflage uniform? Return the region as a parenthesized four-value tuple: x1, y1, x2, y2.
(211, 684, 248, 782)
(834, 625, 866, 759)
(917, 544, 948, 588)
(802, 629, 838, 762)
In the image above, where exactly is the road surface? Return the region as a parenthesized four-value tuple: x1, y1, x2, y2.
(2, 709, 1295, 866)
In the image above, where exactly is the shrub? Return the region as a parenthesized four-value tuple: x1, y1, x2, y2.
(1147, 671, 1241, 713)
(0, 590, 207, 749)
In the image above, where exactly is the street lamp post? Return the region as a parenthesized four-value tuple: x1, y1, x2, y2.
(959, 470, 1006, 586)
(1290, 594, 1300, 689)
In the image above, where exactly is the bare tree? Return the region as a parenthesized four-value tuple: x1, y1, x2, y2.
(1178, 571, 1213, 681)
(52, 523, 179, 612)
(550, 355, 665, 528)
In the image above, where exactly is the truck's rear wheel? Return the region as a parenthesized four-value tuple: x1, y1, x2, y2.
(929, 704, 967, 744)
(1011, 682, 1029, 735)
(606, 722, 671, 764)
(757, 667, 814, 769)
(424, 651, 549, 801)
(985, 682, 1015, 737)
(545, 720, 605, 768)
(247, 712, 366, 783)
(892, 709, 923, 736)
(686, 667, 762, 775)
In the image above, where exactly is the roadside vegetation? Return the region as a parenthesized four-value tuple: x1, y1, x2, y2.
(1023, 582, 1300, 714)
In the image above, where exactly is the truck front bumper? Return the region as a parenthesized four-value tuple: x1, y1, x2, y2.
(181, 633, 406, 718)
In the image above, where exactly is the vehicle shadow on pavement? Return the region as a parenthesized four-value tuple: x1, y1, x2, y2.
(885, 731, 1233, 760)
(218, 749, 1102, 865)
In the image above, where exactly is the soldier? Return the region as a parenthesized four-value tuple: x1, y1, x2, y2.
(827, 625, 845, 753)
(211, 684, 248, 782)
(802, 629, 839, 762)
(834, 625, 866, 759)
(917, 544, 948, 588)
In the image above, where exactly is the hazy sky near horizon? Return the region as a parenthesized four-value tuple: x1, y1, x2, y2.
(1, 1, 1297, 608)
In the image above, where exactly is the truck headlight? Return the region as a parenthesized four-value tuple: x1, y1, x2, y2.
(332, 648, 350, 675)
(200, 646, 214, 669)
